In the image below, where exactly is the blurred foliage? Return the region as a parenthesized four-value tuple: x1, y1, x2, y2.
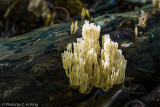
(0, 0, 152, 38)
(53, 0, 83, 16)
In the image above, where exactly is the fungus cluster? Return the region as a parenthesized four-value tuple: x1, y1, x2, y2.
(62, 21, 127, 94)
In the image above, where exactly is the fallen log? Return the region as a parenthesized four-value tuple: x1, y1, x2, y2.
(0, 8, 160, 106)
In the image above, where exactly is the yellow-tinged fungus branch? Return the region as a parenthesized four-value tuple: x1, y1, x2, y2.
(70, 20, 78, 34)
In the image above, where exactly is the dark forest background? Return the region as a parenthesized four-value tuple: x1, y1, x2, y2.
(0, 0, 152, 38)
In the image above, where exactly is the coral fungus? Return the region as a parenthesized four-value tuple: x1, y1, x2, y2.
(62, 21, 127, 94)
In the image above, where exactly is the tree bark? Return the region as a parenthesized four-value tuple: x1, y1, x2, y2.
(0, 8, 160, 106)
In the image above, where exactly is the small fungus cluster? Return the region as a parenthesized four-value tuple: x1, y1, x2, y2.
(153, 0, 160, 13)
(138, 10, 148, 28)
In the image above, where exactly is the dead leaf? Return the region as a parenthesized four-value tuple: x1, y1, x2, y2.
(27, 0, 41, 12)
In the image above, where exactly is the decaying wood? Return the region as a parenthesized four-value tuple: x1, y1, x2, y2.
(0, 8, 160, 106)
(142, 85, 160, 106)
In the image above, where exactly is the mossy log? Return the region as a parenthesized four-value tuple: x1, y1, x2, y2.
(0, 8, 160, 106)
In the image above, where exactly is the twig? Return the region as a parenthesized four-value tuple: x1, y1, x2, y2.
(54, 6, 70, 21)
(3, 0, 20, 19)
